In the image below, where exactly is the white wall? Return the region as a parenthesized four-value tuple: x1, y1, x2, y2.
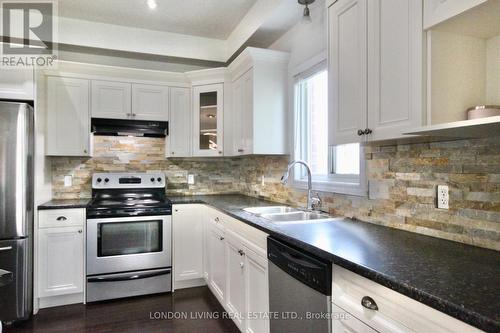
(269, 0, 326, 71)
(486, 34, 500, 105)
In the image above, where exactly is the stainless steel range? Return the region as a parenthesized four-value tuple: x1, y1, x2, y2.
(86, 173, 172, 302)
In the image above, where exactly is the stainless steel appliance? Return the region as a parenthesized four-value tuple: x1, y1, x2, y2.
(86, 173, 172, 302)
(268, 237, 332, 332)
(0, 102, 34, 323)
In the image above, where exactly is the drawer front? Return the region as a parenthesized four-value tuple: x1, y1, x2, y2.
(223, 214, 268, 251)
(332, 265, 482, 333)
(39, 209, 85, 228)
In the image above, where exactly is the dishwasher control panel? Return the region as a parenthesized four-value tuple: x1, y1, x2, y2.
(267, 237, 332, 295)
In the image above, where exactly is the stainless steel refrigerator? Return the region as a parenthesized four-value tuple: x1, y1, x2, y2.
(0, 102, 34, 323)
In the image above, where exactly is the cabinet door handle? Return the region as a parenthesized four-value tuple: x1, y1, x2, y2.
(219, 236, 224, 241)
(214, 217, 220, 222)
(0, 246, 13, 252)
(84, 149, 88, 154)
(56, 216, 67, 221)
(237, 149, 244, 153)
(218, 151, 223, 155)
(364, 128, 373, 135)
(357, 129, 365, 136)
(240, 262, 244, 268)
(361, 296, 378, 311)
(78, 229, 83, 234)
(238, 249, 245, 256)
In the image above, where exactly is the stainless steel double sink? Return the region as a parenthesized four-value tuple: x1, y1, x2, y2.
(243, 206, 333, 224)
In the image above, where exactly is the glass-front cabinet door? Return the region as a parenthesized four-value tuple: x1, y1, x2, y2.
(192, 83, 224, 156)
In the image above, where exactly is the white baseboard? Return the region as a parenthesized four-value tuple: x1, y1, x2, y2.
(38, 293, 84, 309)
(173, 278, 206, 291)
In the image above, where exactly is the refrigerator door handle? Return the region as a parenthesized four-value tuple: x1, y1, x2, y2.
(0, 246, 13, 251)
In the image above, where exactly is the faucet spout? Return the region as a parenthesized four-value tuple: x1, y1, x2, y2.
(281, 160, 316, 210)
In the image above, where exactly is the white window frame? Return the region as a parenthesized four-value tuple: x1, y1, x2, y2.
(289, 52, 367, 196)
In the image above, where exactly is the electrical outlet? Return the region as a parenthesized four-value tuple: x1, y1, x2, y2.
(64, 175, 73, 187)
(187, 174, 195, 185)
(437, 185, 449, 209)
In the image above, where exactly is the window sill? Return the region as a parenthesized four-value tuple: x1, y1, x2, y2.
(290, 178, 368, 197)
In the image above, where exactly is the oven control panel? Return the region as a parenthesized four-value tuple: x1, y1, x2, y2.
(92, 173, 166, 189)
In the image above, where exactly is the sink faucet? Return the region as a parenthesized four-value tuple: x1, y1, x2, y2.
(281, 160, 321, 211)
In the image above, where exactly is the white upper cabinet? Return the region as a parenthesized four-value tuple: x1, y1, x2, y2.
(91, 80, 132, 120)
(423, 0, 487, 29)
(228, 48, 289, 156)
(328, 0, 368, 145)
(328, 0, 424, 145)
(131, 84, 169, 121)
(0, 68, 34, 100)
(367, 0, 423, 141)
(168, 87, 191, 157)
(46, 77, 91, 156)
(192, 83, 224, 157)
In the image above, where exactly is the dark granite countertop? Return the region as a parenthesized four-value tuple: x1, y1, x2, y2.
(38, 199, 91, 210)
(169, 194, 500, 332)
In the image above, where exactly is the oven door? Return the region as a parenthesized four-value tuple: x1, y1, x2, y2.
(87, 215, 171, 275)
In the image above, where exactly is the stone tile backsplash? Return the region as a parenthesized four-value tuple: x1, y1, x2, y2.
(51, 136, 499, 251)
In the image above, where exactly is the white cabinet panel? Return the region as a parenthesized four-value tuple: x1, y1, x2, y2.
(168, 87, 191, 157)
(423, 0, 487, 29)
(46, 77, 90, 156)
(173, 205, 203, 282)
(192, 83, 224, 157)
(0, 68, 34, 100)
(244, 244, 269, 333)
(38, 226, 84, 298)
(367, 0, 423, 141)
(332, 304, 378, 333)
(328, 0, 368, 145)
(225, 230, 246, 330)
(208, 220, 226, 303)
(132, 84, 169, 121)
(231, 69, 254, 156)
(91, 80, 131, 119)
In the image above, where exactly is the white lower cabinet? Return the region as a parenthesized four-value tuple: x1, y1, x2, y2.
(332, 265, 483, 333)
(332, 304, 378, 333)
(172, 205, 204, 287)
(225, 230, 246, 330)
(208, 217, 227, 303)
(37, 209, 85, 307)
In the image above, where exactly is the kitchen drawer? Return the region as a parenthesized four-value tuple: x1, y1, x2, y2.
(223, 214, 268, 251)
(332, 265, 482, 333)
(39, 209, 85, 228)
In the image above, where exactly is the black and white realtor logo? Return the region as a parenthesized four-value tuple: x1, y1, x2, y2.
(1, 0, 58, 67)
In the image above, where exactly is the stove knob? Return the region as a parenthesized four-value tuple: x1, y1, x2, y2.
(96, 178, 102, 183)
(157, 177, 162, 182)
(104, 178, 109, 183)
(151, 178, 155, 182)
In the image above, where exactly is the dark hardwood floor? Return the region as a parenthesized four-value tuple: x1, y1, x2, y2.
(5, 287, 240, 333)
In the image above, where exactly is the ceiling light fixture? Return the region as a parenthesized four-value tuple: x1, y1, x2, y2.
(147, 0, 157, 10)
(298, 0, 315, 24)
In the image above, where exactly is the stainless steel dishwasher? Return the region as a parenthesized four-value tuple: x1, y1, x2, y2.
(268, 237, 332, 333)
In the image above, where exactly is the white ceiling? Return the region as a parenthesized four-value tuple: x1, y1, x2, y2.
(59, 0, 257, 40)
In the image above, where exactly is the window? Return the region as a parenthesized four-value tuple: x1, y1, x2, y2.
(293, 60, 366, 195)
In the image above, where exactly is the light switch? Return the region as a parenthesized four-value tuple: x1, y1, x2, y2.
(64, 175, 73, 187)
(188, 174, 195, 185)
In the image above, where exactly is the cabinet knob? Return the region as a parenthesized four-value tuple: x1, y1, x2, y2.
(364, 128, 373, 135)
(214, 217, 220, 222)
(240, 262, 244, 268)
(238, 249, 245, 256)
(219, 236, 224, 241)
(171, 152, 175, 155)
(84, 149, 88, 154)
(357, 129, 365, 136)
(238, 149, 244, 153)
(218, 151, 223, 155)
(361, 296, 378, 311)
(56, 216, 67, 221)
(78, 229, 83, 234)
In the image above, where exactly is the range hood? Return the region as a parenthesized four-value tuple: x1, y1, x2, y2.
(91, 118, 168, 138)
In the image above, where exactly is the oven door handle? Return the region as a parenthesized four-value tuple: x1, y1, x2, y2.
(87, 269, 171, 283)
